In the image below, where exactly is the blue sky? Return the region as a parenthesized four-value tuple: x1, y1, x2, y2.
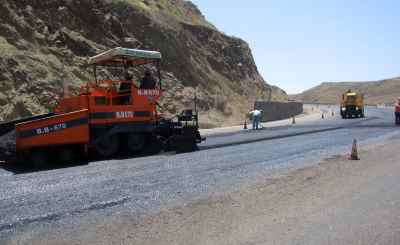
(191, 0, 400, 94)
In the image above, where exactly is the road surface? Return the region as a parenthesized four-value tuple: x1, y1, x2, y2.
(0, 106, 399, 244)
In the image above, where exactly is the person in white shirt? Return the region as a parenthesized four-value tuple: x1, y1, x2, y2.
(249, 109, 262, 130)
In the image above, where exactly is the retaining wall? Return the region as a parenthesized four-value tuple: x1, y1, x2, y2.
(254, 101, 303, 122)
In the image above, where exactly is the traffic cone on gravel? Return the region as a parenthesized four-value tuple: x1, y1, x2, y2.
(349, 139, 360, 160)
(243, 119, 248, 130)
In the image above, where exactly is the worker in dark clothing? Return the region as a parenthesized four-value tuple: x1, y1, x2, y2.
(396, 97, 400, 125)
(120, 72, 133, 92)
(140, 70, 156, 89)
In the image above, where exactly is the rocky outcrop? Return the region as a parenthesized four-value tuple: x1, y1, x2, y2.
(0, 0, 287, 127)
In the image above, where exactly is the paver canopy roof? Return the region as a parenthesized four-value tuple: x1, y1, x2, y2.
(88, 47, 162, 66)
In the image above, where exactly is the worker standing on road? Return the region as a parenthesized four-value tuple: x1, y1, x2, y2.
(395, 98, 400, 125)
(249, 109, 262, 130)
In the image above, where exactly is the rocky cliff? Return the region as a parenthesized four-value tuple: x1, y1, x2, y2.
(0, 0, 287, 127)
(292, 77, 400, 105)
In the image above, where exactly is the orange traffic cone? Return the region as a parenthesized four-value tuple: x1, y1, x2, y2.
(292, 116, 296, 124)
(349, 139, 360, 160)
(243, 119, 248, 130)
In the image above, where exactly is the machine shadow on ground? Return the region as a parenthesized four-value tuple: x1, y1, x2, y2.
(0, 159, 91, 174)
(0, 150, 178, 175)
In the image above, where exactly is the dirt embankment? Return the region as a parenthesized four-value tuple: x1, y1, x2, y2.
(0, 0, 287, 127)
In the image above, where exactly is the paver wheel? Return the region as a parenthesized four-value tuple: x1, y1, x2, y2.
(30, 149, 49, 169)
(59, 147, 76, 164)
(143, 136, 163, 155)
(95, 135, 120, 158)
(126, 133, 146, 153)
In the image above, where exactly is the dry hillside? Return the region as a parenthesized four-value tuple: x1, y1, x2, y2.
(0, 0, 287, 127)
(292, 77, 400, 105)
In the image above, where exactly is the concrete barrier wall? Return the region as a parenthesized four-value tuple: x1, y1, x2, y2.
(254, 101, 303, 122)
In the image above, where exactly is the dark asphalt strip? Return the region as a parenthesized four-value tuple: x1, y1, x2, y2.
(200, 117, 378, 151)
(199, 127, 344, 151)
(204, 117, 380, 139)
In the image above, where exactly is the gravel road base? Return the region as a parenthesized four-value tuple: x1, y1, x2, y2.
(8, 133, 400, 245)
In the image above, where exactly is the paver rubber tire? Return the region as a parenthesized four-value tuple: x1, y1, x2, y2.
(95, 135, 120, 158)
(30, 149, 49, 169)
(143, 136, 163, 155)
(126, 134, 146, 153)
(59, 147, 76, 164)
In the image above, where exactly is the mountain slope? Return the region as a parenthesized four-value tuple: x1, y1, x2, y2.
(292, 77, 400, 104)
(0, 0, 287, 127)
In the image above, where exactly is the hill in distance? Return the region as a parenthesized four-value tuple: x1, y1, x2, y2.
(292, 77, 400, 105)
